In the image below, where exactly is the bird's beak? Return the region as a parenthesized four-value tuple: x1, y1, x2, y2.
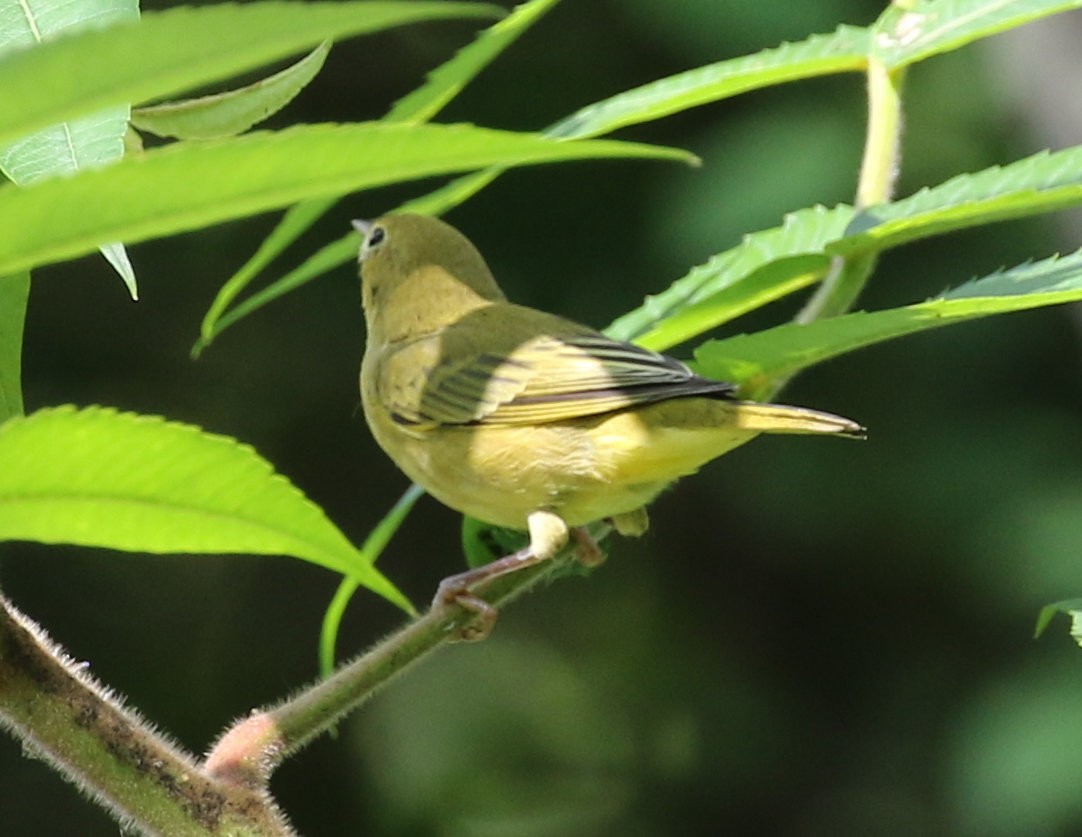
(351, 219, 372, 238)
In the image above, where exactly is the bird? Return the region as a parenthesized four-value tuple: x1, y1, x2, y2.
(354, 213, 864, 638)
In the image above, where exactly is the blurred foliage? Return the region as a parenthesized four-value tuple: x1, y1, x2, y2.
(6, 0, 1082, 835)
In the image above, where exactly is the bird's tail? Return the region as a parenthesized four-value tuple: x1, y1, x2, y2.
(725, 401, 866, 439)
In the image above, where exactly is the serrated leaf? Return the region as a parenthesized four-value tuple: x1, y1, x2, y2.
(0, 0, 139, 297)
(0, 405, 413, 612)
(832, 146, 1082, 256)
(0, 121, 691, 277)
(199, 0, 553, 352)
(0, 273, 29, 421)
(606, 205, 855, 348)
(694, 249, 1082, 397)
(0, 0, 503, 146)
(550, 25, 870, 140)
(872, 0, 1082, 69)
(634, 255, 831, 353)
(131, 41, 330, 140)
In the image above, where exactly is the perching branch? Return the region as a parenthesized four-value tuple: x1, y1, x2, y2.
(0, 593, 293, 836)
(204, 534, 596, 788)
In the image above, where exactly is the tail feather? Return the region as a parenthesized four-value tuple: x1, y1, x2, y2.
(726, 401, 866, 439)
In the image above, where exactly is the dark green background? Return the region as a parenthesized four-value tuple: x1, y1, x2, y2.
(5, 1, 1082, 834)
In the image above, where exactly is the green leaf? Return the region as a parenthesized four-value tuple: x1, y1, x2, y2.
(832, 146, 1082, 256)
(387, 0, 561, 123)
(196, 17, 864, 346)
(0, 273, 29, 421)
(195, 231, 357, 357)
(0, 405, 412, 612)
(0, 121, 692, 276)
(549, 25, 871, 140)
(193, 196, 340, 356)
(694, 249, 1082, 397)
(0, 0, 139, 297)
(201, 0, 559, 353)
(637, 255, 831, 353)
(461, 516, 527, 570)
(606, 205, 855, 349)
(1035, 599, 1082, 640)
(873, 0, 1082, 69)
(320, 483, 425, 676)
(1034, 599, 1082, 646)
(0, 0, 504, 146)
(131, 41, 330, 140)
(201, 14, 866, 341)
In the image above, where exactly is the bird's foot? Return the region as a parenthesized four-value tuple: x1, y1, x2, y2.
(569, 526, 606, 568)
(432, 510, 570, 642)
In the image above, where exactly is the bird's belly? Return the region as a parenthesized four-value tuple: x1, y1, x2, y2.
(373, 405, 759, 531)
(390, 423, 624, 530)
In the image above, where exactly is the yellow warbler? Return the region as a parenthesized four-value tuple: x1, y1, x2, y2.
(355, 214, 863, 637)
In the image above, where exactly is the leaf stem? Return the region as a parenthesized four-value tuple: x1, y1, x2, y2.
(794, 56, 906, 332)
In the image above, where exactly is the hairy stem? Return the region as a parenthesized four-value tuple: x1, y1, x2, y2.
(204, 532, 601, 786)
(0, 593, 292, 836)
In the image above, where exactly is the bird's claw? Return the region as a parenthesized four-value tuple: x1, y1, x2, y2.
(433, 577, 499, 642)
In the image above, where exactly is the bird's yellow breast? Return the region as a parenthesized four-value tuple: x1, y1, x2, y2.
(361, 373, 760, 530)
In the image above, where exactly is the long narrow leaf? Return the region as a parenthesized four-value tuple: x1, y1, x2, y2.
(0, 121, 692, 276)
(387, 0, 561, 123)
(694, 250, 1082, 396)
(550, 25, 870, 140)
(319, 483, 425, 676)
(195, 232, 358, 357)
(131, 41, 330, 140)
(0, 405, 413, 612)
(195, 196, 339, 355)
(201, 0, 559, 352)
(198, 18, 870, 346)
(0, 0, 503, 146)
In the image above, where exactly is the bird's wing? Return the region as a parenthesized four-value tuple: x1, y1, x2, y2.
(382, 306, 735, 427)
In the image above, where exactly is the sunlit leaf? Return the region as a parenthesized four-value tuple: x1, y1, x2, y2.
(202, 0, 559, 352)
(0, 405, 413, 612)
(0, 121, 692, 276)
(0, 0, 139, 296)
(0, 273, 29, 421)
(0, 0, 503, 146)
(694, 249, 1082, 397)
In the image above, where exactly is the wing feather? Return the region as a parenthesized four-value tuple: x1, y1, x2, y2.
(381, 304, 736, 427)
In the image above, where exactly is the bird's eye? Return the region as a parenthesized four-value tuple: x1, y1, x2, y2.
(368, 226, 386, 248)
